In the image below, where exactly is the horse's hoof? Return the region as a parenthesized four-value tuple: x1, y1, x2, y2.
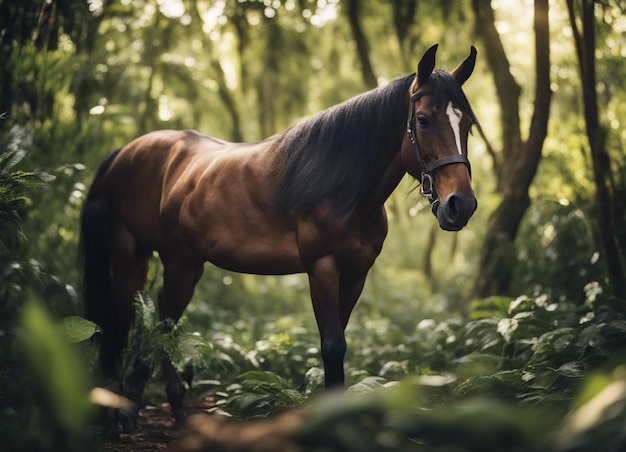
(103, 422, 121, 442)
(120, 411, 138, 434)
(172, 411, 185, 429)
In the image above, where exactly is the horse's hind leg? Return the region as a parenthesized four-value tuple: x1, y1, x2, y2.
(108, 220, 152, 431)
(158, 254, 204, 426)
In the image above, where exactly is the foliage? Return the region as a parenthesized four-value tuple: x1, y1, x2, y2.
(564, 370, 626, 451)
(513, 199, 604, 299)
(183, 289, 626, 450)
(223, 370, 307, 419)
(119, 292, 213, 393)
(0, 129, 100, 451)
(15, 301, 96, 452)
(0, 126, 54, 257)
(295, 381, 554, 452)
(2, 0, 626, 450)
(225, 289, 619, 410)
(59, 315, 101, 344)
(290, 367, 626, 452)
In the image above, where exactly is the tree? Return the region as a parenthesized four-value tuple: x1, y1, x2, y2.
(345, 0, 378, 89)
(0, 0, 96, 127)
(566, 0, 625, 300)
(472, 0, 552, 297)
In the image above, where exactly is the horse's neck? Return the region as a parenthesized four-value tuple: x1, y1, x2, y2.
(359, 140, 407, 217)
(359, 96, 411, 214)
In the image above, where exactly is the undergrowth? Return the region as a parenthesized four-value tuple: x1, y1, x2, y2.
(174, 288, 626, 450)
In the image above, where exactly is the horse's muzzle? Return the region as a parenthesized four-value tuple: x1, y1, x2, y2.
(435, 192, 477, 231)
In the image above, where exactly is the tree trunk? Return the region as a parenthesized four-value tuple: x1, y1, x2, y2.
(472, 0, 552, 297)
(391, 0, 418, 68)
(566, 0, 625, 300)
(211, 59, 244, 142)
(345, 0, 378, 89)
(255, 19, 284, 137)
(189, 3, 244, 141)
(470, 0, 522, 190)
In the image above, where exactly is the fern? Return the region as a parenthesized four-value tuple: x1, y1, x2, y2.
(0, 127, 55, 256)
(224, 370, 306, 418)
(119, 292, 213, 393)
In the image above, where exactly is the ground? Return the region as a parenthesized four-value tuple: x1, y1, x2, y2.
(103, 394, 304, 452)
(104, 396, 215, 451)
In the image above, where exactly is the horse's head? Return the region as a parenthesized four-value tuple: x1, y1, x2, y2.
(402, 44, 478, 231)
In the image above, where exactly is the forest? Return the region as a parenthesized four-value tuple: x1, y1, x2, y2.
(1, 0, 626, 450)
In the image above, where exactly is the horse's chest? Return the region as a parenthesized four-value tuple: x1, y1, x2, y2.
(333, 220, 387, 273)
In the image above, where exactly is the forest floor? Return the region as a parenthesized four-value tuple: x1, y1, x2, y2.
(103, 392, 304, 452)
(104, 396, 216, 451)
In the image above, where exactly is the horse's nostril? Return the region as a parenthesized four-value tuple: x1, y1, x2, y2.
(447, 195, 459, 220)
(437, 193, 477, 231)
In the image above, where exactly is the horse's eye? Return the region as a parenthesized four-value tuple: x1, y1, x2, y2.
(417, 115, 430, 129)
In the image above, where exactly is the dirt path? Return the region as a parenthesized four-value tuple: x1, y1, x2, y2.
(104, 396, 215, 451)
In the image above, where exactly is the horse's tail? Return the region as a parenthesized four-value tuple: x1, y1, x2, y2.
(79, 148, 122, 377)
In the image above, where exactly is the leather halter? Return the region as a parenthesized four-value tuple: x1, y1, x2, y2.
(406, 89, 472, 211)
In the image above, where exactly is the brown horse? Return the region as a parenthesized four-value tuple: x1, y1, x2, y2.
(80, 44, 478, 423)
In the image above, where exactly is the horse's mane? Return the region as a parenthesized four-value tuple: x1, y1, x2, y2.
(271, 75, 414, 214)
(271, 70, 475, 214)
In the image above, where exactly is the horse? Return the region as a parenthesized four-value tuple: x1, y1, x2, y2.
(80, 44, 478, 425)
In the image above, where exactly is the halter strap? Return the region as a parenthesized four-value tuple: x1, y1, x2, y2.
(425, 154, 471, 176)
(406, 89, 472, 207)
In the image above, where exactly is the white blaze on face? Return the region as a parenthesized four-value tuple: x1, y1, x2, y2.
(446, 102, 464, 155)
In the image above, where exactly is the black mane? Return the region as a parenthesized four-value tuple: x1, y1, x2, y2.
(271, 70, 475, 214)
(271, 75, 414, 214)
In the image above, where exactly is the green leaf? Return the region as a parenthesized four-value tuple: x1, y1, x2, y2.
(133, 291, 156, 330)
(18, 301, 93, 441)
(58, 316, 101, 343)
(347, 376, 389, 393)
(179, 333, 214, 364)
(236, 370, 288, 390)
(497, 317, 519, 342)
(304, 367, 325, 394)
(469, 296, 514, 319)
(554, 361, 587, 378)
(0, 148, 27, 173)
(228, 392, 271, 412)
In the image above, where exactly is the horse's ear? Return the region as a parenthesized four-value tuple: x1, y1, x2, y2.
(417, 44, 438, 87)
(452, 46, 477, 86)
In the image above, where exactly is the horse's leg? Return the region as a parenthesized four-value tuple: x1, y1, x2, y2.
(309, 255, 346, 388)
(158, 255, 204, 426)
(338, 274, 367, 330)
(108, 220, 151, 432)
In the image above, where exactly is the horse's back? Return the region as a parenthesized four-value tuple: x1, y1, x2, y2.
(106, 129, 231, 185)
(100, 129, 297, 266)
(101, 130, 219, 255)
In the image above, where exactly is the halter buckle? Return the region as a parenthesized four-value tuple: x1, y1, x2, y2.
(420, 172, 434, 197)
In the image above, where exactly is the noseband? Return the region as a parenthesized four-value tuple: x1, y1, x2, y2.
(406, 90, 472, 212)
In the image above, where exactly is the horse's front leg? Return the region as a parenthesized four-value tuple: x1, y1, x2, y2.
(338, 274, 367, 331)
(309, 255, 346, 388)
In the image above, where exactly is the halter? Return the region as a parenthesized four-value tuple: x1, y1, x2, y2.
(406, 90, 472, 212)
